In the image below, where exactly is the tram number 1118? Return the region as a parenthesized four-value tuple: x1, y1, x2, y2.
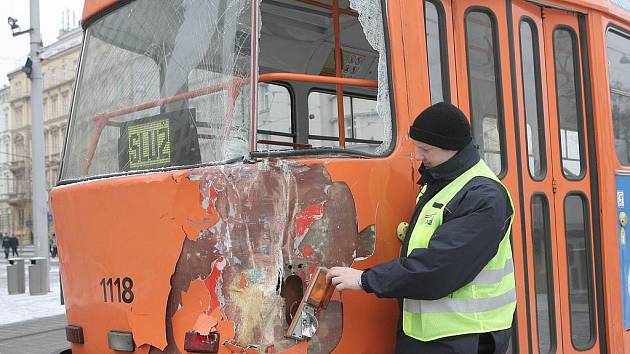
(99, 277, 135, 304)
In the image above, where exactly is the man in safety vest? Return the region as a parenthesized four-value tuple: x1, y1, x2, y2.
(327, 102, 516, 354)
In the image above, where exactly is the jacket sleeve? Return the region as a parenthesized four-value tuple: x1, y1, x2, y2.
(361, 181, 513, 300)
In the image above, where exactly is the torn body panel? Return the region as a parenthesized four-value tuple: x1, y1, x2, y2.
(51, 158, 400, 354)
(152, 160, 364, 353)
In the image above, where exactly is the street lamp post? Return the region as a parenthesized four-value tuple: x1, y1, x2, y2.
(8, 0, 49, 292)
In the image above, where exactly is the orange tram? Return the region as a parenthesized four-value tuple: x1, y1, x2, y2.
(51, 0, 630, 353)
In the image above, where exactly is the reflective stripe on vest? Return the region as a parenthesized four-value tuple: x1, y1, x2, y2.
(402, 159, 516, 341)
(470, 258, 514, 285)
(404, 288, 517, 314)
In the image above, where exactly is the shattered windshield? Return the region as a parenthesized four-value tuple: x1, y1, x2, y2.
(61, 0, 254, 180)
(61, 0, 392, 181)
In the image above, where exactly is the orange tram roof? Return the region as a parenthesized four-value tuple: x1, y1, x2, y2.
(82, 0, 630, 28)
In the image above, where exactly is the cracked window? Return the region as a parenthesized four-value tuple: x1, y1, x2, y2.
(61, 0, 391, 181)
(62, 0, 254, 180)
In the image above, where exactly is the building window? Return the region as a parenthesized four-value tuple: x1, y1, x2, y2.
(62, 92, 69, 114)
(51, 68, 57, 85)
(15, 81, 22, 97)
(3, 173, 9, 195)
(256, 83, 294, 150)
(51, 95, 58, 118)
(43, 98, 48, 120)
(607, 28, 630, 166)
(62, 64, 67, 81)
(308, 91, 381, 151)
(42, 73, 46, 87)
(424, 0, 449, 103)
(14, 140, 23, 160)
(18, 208, 24, 227)
(14, 107, 23, 128)
(465, 10, 506, 176)
(51, 167, 59, 187)
(52, 129, 59, 154)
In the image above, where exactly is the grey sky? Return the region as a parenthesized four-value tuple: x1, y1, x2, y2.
(1, 0, 84, 87)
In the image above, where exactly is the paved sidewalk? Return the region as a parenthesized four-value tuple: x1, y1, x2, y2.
(0, 314, 69, 354)
(1, 247, 63, 325)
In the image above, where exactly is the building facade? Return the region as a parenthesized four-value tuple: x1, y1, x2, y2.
(6, 27, 81, 244)
(0, 86, 12, 236)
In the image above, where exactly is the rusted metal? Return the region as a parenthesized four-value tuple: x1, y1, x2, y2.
(149, 161, 361, 353)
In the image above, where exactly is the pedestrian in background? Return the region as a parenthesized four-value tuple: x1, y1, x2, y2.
(49, 233, 58, 258)
(1, 234, 9, 259)
(8, 234, 19, 257)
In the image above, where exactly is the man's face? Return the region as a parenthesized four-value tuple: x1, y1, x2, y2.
(412, 140, 456, 168)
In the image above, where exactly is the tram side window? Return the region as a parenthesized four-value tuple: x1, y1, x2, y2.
(606, 29, 630, 166)
(255, 0, 389, 154)
(425, 0, 449, 103)
(257, 83, 293, 150)
(520, 20, 546, 179)
(553, 29, 585, 179)
(531, 195, 556, 354)
(307, 92, 382, 151)
(564, 194, 595, 350)
(465, 10, 505, 176)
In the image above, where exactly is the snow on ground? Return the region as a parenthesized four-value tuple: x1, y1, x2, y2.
(0, 258, 65, 325)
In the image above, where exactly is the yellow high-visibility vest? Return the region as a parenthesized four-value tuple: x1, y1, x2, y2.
(403, 160, 516, 341)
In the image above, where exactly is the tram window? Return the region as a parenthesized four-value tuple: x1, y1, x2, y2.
(553, 29, 585, 179)
(424, 0, 449, 103)
(606, 29, 630, 166)
(257, 83, 294, 150)
(531, 194, 556, 354)
(61, 0, 393, 180)
(465, 10, 505, 176)
(520, 20, 546, 179)
(564, 194, 596, 350)
(307, 91, 382, 152)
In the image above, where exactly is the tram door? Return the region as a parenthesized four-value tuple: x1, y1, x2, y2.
(511, 2, 600, 354)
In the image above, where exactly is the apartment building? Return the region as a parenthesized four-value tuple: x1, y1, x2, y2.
(6, 27, 81, 244)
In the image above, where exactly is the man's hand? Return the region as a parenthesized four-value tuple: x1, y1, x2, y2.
(326, 267, 364, 291)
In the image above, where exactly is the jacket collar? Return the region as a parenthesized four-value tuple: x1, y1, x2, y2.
(418, 141, 480, 185)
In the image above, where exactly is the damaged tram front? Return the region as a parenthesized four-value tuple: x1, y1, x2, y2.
(52, 0, 413, 353)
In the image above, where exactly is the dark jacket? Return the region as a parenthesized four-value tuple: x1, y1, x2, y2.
(360, 142, 514, 354)
(9, 236, 18, 249)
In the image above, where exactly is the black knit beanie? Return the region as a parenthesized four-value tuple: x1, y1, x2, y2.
(409, 102, 472, 151)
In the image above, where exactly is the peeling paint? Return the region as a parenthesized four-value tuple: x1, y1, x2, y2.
(294, 204, 325, 251)
(355, 225, 376, 260)
(203, 256, 227, 312)
(151, 160, 362, 353)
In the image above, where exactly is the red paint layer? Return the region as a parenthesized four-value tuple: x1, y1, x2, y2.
(294, 204, 325, 237)
(203, 256, 226, 313)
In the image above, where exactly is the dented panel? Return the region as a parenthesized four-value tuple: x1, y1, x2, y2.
(51, 159, 394, 354)
(155, 160, 360, 353)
